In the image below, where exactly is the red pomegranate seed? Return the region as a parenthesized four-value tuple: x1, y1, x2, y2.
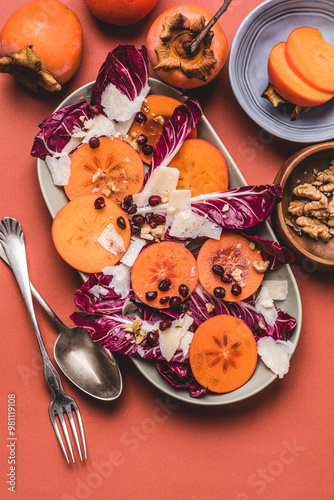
(117, 216, 126, 229)
(142, 144, 154, 156)
(132, 214, 145, 227)
(158, 278, 171, 292)
(169, 296, 182, 309)
(148, 195, 161, 207)
(130, 224, 141, 235)
(154, 214, 166, 224)
(146, 291, 157, 301)
(126, 204, 137, 215)
(89, 137, 100, 149)
(214, 287, 226, 299)
(159, 319, 172, 331)
(221, 273, 233, 283)
(123, 195, 133, 207)
(231, 284, 242, 296)
(212, 264, 225, 277)
(137, 134, 148, 146)
(178, 284, 189, 298)
(134, 112, 147, 124)
(159, 296, 169, 305)
(94, 197, 105, 209)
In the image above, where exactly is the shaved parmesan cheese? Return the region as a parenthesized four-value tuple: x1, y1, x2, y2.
(45, 154, 71, 186)
(102, 263, 130, 298)
(98, 224, 125, 255)
(257, 337, 295, 378)
(120, 237, 146, 267)
(101, 82, 150, 132)
(133, 166, 180, 207)
(255, 286, 278, 327)
(179, 330, 194, 357)
(165, 189, 192, 228)
(89, 285, 109, 298)
(159, 314, 193, 362)
(169, 209, 222, 240)
(261, 280, 288, 301)
(82, 114, 116, 143)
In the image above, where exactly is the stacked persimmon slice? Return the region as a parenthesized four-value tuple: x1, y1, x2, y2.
(268, 27, 334, 107)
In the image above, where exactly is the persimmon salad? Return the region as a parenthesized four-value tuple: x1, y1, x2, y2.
(32, 45, 297, 398)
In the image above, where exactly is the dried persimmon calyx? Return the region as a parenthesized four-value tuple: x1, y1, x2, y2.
(261, 82, 311, 120)
(0, 46, 61, 92)
(154, 13, 217, 81)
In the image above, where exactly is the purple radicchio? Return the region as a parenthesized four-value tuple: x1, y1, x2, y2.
(185, 285, 296, 342)
(31, 100, 92, 160)
(70, 312, 190, 363)
(74, 273, 135, 315)
(240, 233, 295, 270)
(146, 98, 203, 181)
(191, 184, 282, 230)
(90, 44, 149, 126)
(156, 360, 208, 398)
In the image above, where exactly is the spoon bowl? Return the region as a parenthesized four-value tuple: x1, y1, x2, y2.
(0, 228, 122, 401)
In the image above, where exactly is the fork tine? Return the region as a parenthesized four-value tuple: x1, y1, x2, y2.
(49, 408, 70, 464)
(73, 404, 87, 460)
(67, 407, 83, 462)
(57, 411, 76, 464)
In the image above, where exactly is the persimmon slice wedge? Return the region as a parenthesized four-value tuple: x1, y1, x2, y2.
(197, 233, 265, 302)
(128, 94, 197, 164)
(131, 241, 198, 309)
(268, 42, 334, 107)
(167, 139, 229, 196)
(189, 315, 258, 393)
(64, 136, 145, 202)
(285, 27, 334, 93)
(52, 194, 131, 273)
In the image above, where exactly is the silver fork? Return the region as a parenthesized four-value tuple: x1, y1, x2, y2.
(0, 217, 87, 464)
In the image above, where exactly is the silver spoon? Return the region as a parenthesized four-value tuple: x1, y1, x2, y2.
(0, 217, 122, 402)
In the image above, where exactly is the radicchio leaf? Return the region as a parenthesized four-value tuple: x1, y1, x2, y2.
(185, 285, 296, 341)
(74, 273, 135, 315)
(241, 233, 296, 270)
(191, 184, 282, 230)
(156, 360, 208, 397)
(90, 44, 149, 123)
(70, 312, 189, 363)
(146, 98, 203, 181)
(31, 100, 92, 160)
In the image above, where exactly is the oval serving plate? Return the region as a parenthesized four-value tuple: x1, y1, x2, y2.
(229, 0, 334, 143)
(37, 78, 302, 406)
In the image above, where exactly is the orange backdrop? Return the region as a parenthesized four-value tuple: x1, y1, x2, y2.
(0, 1, 333, 499)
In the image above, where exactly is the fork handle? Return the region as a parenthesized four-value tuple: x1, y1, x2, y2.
(0, 218, 63, 392)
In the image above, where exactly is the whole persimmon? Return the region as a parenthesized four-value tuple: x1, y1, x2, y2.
(0, 0, 83, 92)
(146, 4, 229, 89)
(83, 0, 159, 26)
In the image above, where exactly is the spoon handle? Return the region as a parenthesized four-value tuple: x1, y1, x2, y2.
(0, 217, 62, 391)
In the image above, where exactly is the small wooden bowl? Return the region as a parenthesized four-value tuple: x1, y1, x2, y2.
(271, 141, 334, 272)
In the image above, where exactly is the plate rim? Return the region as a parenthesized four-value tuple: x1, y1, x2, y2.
(37, 78, 302, 406)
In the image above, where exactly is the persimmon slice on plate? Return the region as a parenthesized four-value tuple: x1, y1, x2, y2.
(189, 315, 258, 393)
(197, 233, 265, 302)
(131, 241, 198, 309)
(167, 138, 229, 196)
(128, 94, 197, 164)
(64, 136, 145, 202)
(52, 194, 130, 273)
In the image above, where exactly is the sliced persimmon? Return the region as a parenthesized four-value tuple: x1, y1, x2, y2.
(131, 241, 198, 309)
(189, 315, 258, 393)
(197, 233, 265, 302)
(52, 194, 131, 273)
(64, 136, 145, 202)
(127, 94, 197, 164)
(167, 139, 229, 196)
(285, 27, 334, 93)
(268, 42, 334, 107)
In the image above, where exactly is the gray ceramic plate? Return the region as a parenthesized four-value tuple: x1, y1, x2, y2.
(37, 78, 302, 405)
(229, 0, 334, 143)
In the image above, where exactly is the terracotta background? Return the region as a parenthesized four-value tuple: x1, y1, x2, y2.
(0, 1, 333, 499)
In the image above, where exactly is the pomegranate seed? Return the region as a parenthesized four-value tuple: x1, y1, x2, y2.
(148, 195, 161, 207)
(221, 273, 233, 283)
(159, 319, 172, 331)
(146, 291, 157, 301)
(145, 212, 154, 224)
(134, 111, 147, 124)
(137, 134, 148, 146)
(179, 302, 188, 313)
(146, 330, 158, 346)
(130, 224, 141, 235)
(169, 296, 182, 309)
(91, 105, 101, 115)
(154, 214, 166, 224)
(132, 214, 145, 227)
(94, 197, 105, 209)
(89, 137, 100, 149)
(178, 284, 189, 298)
(159, 296, 169, 305)
(123, 195, 133, 207)
(117, 216, 126, 229)
(158, 278, 171, 292)
(142, 144, 154, 156)
(231, 284, 242, 296)
(214, 287, 226, 299)
(126, 204, 137, 215)
(212, 264, 225, 277)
